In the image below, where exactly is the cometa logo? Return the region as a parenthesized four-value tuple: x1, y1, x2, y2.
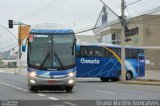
(80, 58, 100, 64)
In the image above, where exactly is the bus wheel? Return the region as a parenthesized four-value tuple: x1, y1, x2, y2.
(100, 77, 109, 82)
(117, 71, 121, 80)
(126, 71, 133, 80)
(28, 85, 38, 92)
(65, 86, 73, 92)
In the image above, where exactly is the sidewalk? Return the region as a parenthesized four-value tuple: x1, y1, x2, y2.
(119, 79, 160, 86)
(0, 68, 27, 76)
(119, 70, 160, 86)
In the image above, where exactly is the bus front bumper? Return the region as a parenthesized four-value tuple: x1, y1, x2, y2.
(28, 76, 76, 87)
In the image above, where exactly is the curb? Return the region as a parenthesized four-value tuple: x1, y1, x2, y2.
(0, 68, 27, 76)
(118, 80, 160, 86)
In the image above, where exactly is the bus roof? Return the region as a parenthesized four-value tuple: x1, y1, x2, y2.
(30, 29, 74, 34)
(80, 42, 143, 49)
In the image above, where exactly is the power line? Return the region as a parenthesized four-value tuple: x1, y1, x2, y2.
(99, 0, 120, 19)
(0, 25, 18, 40)
(134, 15, 160, 23)
(115, 7, 160, 24)
(1, 43, 18, 53)
(126, 7, 137, 27)
(0, 25, 19, 53)
(91, 15, 160, 35)
(126, 0, 142, 6)
(20, 0, 58, 19)
(130, 6, 160, 17)
(144, 7, 160, 15)
(111, 15, 160, 26)
(5, 44, 18, 53)
(20, 0, 67, 19)
(63, 13, 98, 28)
(75, 26, 101, 34)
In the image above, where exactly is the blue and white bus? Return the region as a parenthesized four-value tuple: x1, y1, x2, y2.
(76, 43, 145, 81)
(22, 28, 76, 92)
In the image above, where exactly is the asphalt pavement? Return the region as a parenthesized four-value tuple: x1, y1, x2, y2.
(0, 70, 160, 106)
(0, 71, 160, 100)
(0, 68, 160, 86)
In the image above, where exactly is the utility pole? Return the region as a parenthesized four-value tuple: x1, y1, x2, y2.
(99, 0, 126, 81)
(121, 0, 126, 81)
(18, 22, 22, 73)
(19, 22, 22, 59)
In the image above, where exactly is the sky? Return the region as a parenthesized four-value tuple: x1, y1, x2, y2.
(0, 0, 160, 52)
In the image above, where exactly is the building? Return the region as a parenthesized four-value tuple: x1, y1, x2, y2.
(75, 35, 97, 43)
(93, 9, 160, 70)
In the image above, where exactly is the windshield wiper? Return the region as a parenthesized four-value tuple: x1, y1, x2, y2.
(40, 53, 50, 67)
(54, 52, 64, 69)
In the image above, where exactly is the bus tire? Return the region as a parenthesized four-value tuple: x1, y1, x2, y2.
(126, 71, 133, 80)
(117, 71, 121, 80)
(65, 86, 73, 92)
(100, 77, 109, 82)
(28, 85, 38, 92)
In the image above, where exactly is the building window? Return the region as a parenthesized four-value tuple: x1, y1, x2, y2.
(100, 33, 120, 44)
(112, 33, 120, 45)
(102, 34, 112, 43)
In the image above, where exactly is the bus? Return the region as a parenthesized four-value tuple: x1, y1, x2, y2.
(22, 28, 76, 92)
(76, 43, 145, 81)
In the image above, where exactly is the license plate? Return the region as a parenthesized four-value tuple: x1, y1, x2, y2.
(48, 80, 56, 85)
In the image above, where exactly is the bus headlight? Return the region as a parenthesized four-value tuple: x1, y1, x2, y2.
(68, 72, 75, 77)
(30, 71, 36, 77)
(68, 79, 74, 84)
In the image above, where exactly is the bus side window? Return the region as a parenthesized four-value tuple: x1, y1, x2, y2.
(110, 48, 115, 58)
(81, 46, 93, 57)
(76, 46, 81, 57)
(81, 46, 87, 57)
(88, 48, 93, 57)
(108, 48, 116, 58)
(138, 49, 144, 54)
(131, 49, 138, 59)
(127, 49, 138, 59)
(125, 49, 129, 58)
(105, 48, 110, 57)
(117, 48, 121, 58)
(94, 47, 104, 57)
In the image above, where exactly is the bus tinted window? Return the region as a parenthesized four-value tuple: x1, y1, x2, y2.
(80, 46, 87, 56)
(80, 46, 94, 57)
(116, 48, 121, 58)
(138, 49, 144, 54)
(126, 49, 139, 59)
(109, 48, 115, 58)
(105, 48, 110, 57)
(107, 47, 121, 58)
(87, 47, 94, 57)
(94, 47, 104, 57)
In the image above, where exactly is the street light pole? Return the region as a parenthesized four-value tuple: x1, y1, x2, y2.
(121, 0, 126, 81)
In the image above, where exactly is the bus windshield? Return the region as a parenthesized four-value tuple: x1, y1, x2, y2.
(28, 34, 75, 70)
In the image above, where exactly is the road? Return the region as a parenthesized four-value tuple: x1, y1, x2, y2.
(0, 72, 160, 106)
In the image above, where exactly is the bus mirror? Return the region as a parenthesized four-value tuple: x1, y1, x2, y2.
(22, 37, 27, 52)
(76, 38, 80, 52)
(72, 39, 76, 55)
